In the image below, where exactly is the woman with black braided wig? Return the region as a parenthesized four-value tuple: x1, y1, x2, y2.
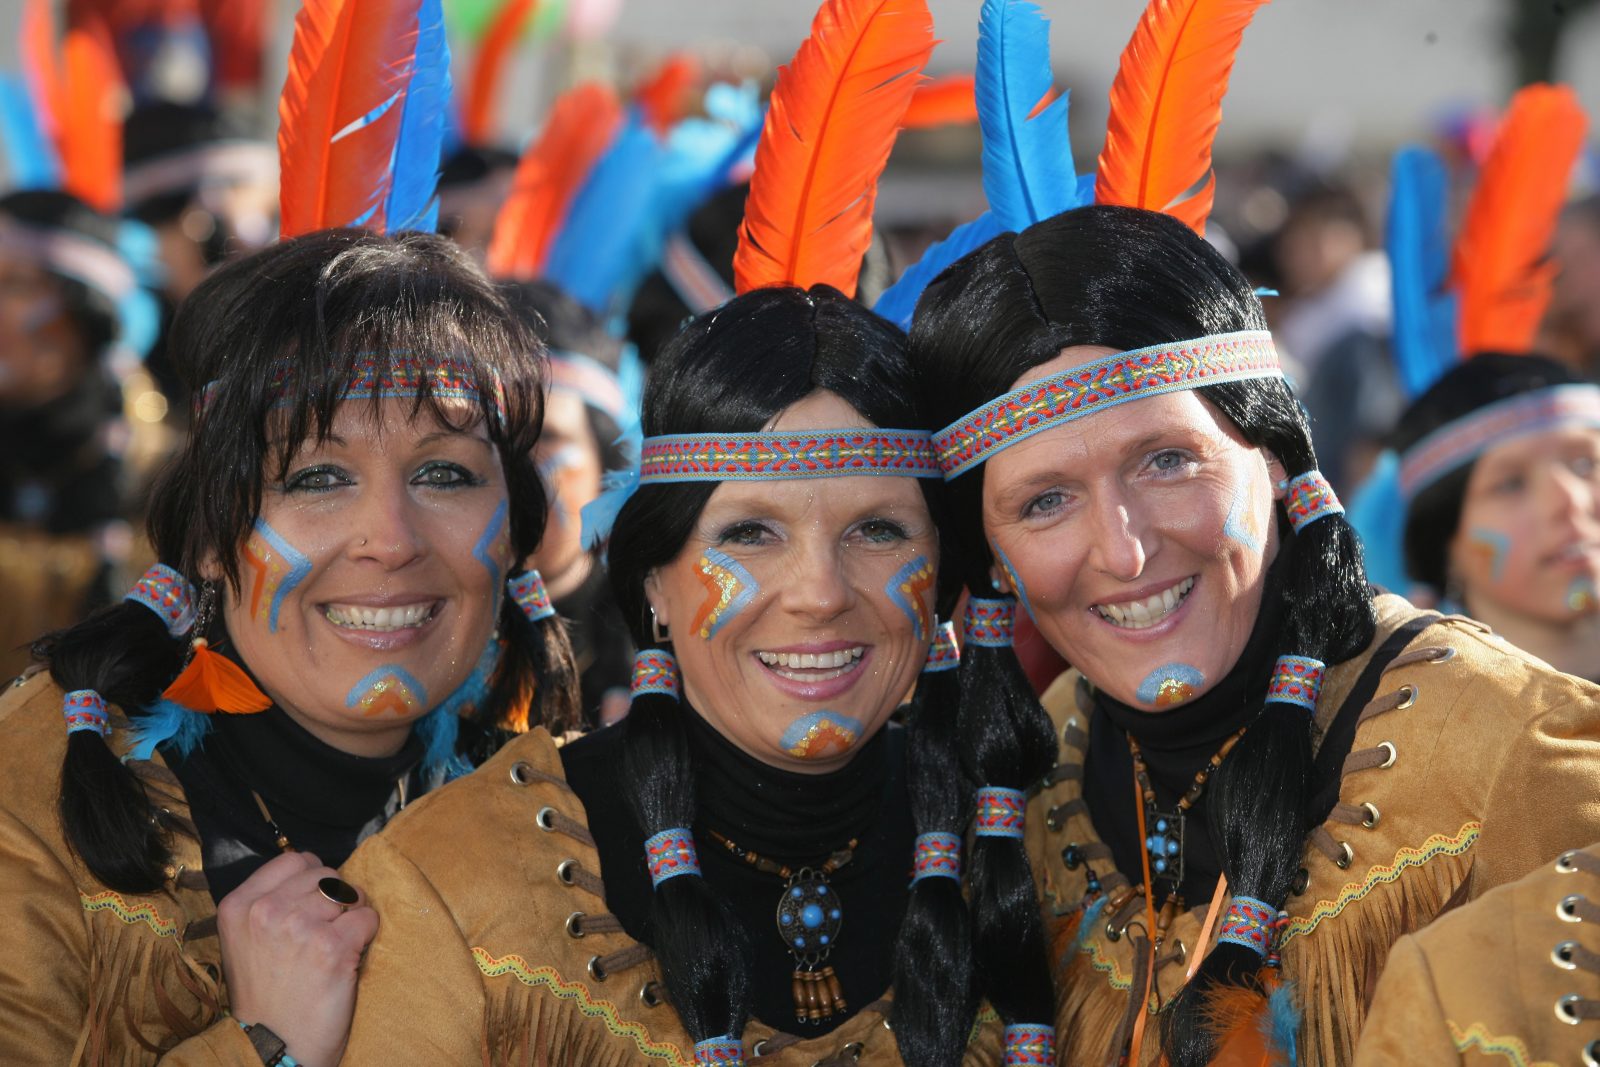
(907, 204, 1600, 1066)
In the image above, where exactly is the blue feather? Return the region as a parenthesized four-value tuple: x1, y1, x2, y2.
(421, 635, 500, 780)
(125, 699, 212, 763)
(544, 113, 668, 315)
(1346, 449, 1410, 596)
(874, 212, 1006, 330)
(1262, 980, 1301, 1065)
(0, 73, 61, 190)
(384, 0, 452, 233)
(1386, 147, 1459, 398)
(1074, 895, 1109, 950)
(976, 0, 1080, 232)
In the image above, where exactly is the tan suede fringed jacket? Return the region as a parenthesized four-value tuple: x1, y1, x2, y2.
(338, 725, 1005, 1065)
(0, 672, 262, 1065)
(1354, 841, 1600, 1066)
(1028, 595, 1600, 1067)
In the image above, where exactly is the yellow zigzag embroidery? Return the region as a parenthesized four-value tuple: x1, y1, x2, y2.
(80, 891, 179, 937)
(1283, 821, 1481, 942)
(1447, 1020, 1553, 1067)
(473, 948, 692, 1066)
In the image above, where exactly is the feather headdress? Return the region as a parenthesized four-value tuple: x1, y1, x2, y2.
(18, 0, 125, 213)
(1386, 146, 1459, 398)
(733, 0, 936, 296)
(903, 73, 979, 130)
(462, 0, 538, 147)
(635, 53, 702, 134)
(201, 0, 270, 97)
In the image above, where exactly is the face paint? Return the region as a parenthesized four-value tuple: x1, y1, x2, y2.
(780, 710, 865, 760)
(241, 519, 313, 633)
(1466, 527, 1512, 584)
(1223, 483, 1265, 551)
(992, 544, 1034, 622)
(1135, 664, 1205, 708)
(691, 548, 758, 640)
(885, 555, 935, 641)
(1569, 576, 1598, 614)
(537, 444, 588, 529)
(345, 667, 429, 718)
(472, 500, 511, 584)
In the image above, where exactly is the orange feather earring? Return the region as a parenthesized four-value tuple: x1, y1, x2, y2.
(161, 583, 272, 714)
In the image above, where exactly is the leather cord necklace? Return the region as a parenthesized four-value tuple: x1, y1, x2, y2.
(250, 778, 409, 854)
(1126, 725, 1247, 912)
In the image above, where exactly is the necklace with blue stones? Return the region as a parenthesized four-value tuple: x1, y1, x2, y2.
(706, 828, 857, 1024)
(1126, 726, 1247, 902)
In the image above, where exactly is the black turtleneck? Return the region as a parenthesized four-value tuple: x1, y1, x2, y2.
(561, 708, 913, 1035)
(1082, 547, 1288, 908)
(167, 707, 426, 903)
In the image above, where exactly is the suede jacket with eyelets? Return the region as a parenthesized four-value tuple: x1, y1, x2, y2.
(1353, 841, 1600, 1067)
(0, 671, 264, 1066)
(1027, 593, 1600, 1067)
(337, 725, 1007, 1066)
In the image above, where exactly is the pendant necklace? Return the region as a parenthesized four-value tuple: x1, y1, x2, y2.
(706, 828, 857, 1024)
(250, 776, 409, 854)
(1125, 725, 1247, 905)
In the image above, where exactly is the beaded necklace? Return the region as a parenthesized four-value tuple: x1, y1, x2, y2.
(1125, 725, 1247, 906)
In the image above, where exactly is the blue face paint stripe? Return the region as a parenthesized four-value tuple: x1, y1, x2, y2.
(992, 544, 1035, 623)
(1223, 485, 1264, 551)
(1135, 663, 1205, 707)
(473, 500, 509, 583)
(345, 666, 430, 711)
(885, 555, 934, 641)
(779, 710, 866, 753)
(253, 519, 312, 635)
(1467, 528, 1511, 583)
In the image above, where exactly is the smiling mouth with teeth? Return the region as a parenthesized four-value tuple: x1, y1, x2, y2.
(324, 603, 438, 631)
(756, 647, 866, 680)
(1093, 577, 1195, 630)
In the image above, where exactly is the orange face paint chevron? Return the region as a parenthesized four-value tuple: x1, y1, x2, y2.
(241, 520, 312, 633)
(780, 711, 865, 760)
(345, 667, 428, 718)
(691, 549, 757, 640)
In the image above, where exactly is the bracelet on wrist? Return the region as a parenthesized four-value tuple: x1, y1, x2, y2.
(236, 1018, 302, 1067)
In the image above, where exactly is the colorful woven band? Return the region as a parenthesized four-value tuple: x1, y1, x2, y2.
(1003, 1024, 1056, 1066)
(1283, 470, 1343, 533)
(963, 597, 1016, 648)
(63, 690, 110, 737)
(645, 828, 701, 888)
(932, 331, 1281, 479)
(1399, 384, 1600, 502)
(692, 1035, 743, 1066)
(197, 353, 506, 424)
(1266, 655, 1326, 713)
(124, 564, 197, 637)
(638, 429, 941, 483)
(922, 620, 961, 673)
(548, 351, 627, 425)
(507, 571, 557, 623)
(631, 650, 681, 701)
(1217, 895, 1277, 958)
(974, 786, 1027, 838)
(911, 831, 962, 884)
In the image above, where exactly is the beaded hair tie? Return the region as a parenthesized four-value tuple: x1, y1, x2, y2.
(974, 786, 1027, 839)
(644, 828, 701, 888)
(692, 1035, 743, 1065)
(63, 690, 110, 737)
(1283, 470, 1343, 533)
(630, 650, 681, 701)
(1266, 655, 1326, 713)
(124, 564, 197, 637)
(962, 597, 1016, 648)
(911, 831, 962, 884)
(1216, 895, 1277, 958)
(507, 570, 557, 623)
(1002, 1023, 1056, 1066)
(922, 620, 961, 673)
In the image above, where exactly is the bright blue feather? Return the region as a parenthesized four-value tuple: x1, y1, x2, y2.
(873, 212, 1005, 330)
(1262, 980, 1301, 1065)
(976, 0, 1080, 232)
(1386, 147, 1459, 398)
(1346, 449, 1409, 595)
(384, 0, 452, 233)
(0, 73, 61, 190)
(125, 699, 212, 763)
(544, 114, 668, 315)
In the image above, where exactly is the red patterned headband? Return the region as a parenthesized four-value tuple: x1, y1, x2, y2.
(196, 354, 506, 425)
(638, 429, 941, 484)
(932, 331, 1282, 479)
(1399, 384, 1600, 503)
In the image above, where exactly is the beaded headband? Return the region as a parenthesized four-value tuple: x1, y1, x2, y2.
(195, 354, 507, 426)
(638, 429, 941, 484)
(507, 571, 556, 623)
(1399, 383, 1600, 502)
(974, 786, 1027, 839)
(64, 690, 110, 737)
(911, 831, 961, 884)
(645, 828, 701, 888)
(631, 650, 682, 701)
(933, 331, 1282, 479)
(125, 564, 197, 637)
(1002, 1024, 1056, 1066)
(1216, 895, 1276, 958)
(922, 620, 961, 673)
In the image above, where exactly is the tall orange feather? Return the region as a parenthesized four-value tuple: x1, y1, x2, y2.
(1094, 0, 1270, 235)
(20, 0, 64, 147)
(1452, 84, 1587, 357)
(462, 0, 538, 146)
(635, 53, 702, 134)
(485, 82, 623, 281)
(902, 73, 978, 130)
(733, 0, 935, 296)
(58, 18, 125, 214)
(277, 0, 422, 237)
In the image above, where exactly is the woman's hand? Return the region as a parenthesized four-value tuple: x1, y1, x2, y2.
(217, 851, 378, 1067)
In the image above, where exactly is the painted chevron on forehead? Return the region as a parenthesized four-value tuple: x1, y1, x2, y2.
(692, 549, 758, 640)
(242, 520, 313, 633)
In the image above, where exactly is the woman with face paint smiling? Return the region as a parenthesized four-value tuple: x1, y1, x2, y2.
(907, 203, 1600, 1067)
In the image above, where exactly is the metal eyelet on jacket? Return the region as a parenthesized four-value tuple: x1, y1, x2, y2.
(565, 911, 586, 938)
(1555, 941, 1580, 969)
(1557, 994, 1585, 1024)
(753, 1038, 772, 1056)
(1559, 851, 1583, 873)
(1360, 802, 1381, 829)
(1560, 895, 1588, 922)
(1335, 841, 1354, 869)
(1394, 684, 1417, 710)
(536, 806, 558, 831)
(587, 955, 608, 982)
(556, 859, 577, 885)
(639, 981, 663, 1008)
(1584, 1038, 1600, 1067)
(1376, 741, 1397, 768)
(509, 761, 534, 785)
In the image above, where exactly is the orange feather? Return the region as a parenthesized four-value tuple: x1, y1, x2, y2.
(635, 53, 702, 134)
(485, 82, 623, 280)
(1094, 0, 1270, 235)
(20, 0, 64, 146)
(162, 640, 272, 714)
(200, 0, 269, 94)
(58, 18, 124, 213)
(733, 0, 935, 296)
(277, 0, 422, 237)
(902, 73, 979, 129)
(1452, 84, 1587, 356)
(463, 0, 538, 146)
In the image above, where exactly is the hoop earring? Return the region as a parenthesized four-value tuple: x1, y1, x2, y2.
(650, 606, 671, 646)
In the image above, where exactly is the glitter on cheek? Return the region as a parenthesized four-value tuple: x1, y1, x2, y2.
(885, 555, 935, 640)
(1466, 527, 1512, 584)
(780, 711, 866, 759)
(1568, 576, 1598, 614)
(691, 549, 758, 640)
(345, 667, 429, 718)
(1135, 664, 1205, 708)
(241, 519, 313, 634)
